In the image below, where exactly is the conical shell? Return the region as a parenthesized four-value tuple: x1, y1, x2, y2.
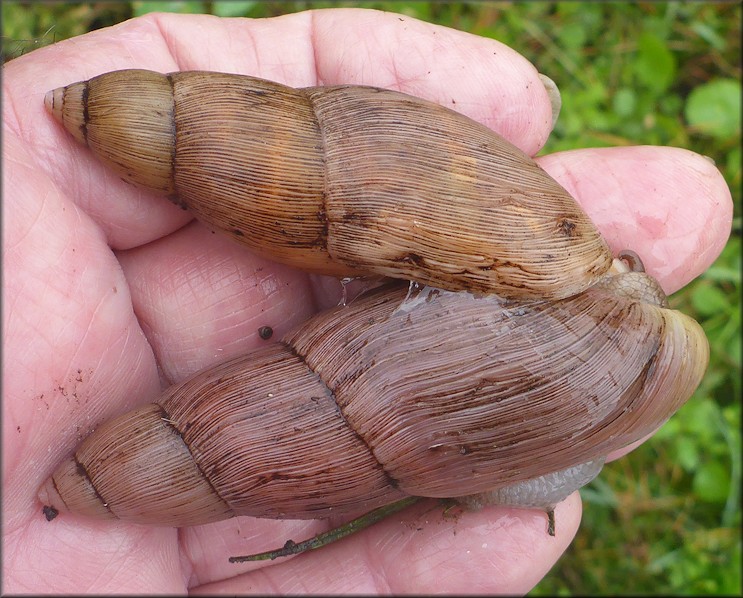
(46, 69, 614, 299)
(38, 273, 708, 527)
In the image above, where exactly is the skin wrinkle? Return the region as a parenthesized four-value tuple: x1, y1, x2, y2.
(11, 525, 74, 590)
(119, 249, 205, 381)
(178, 529, 199, 589)
(403, 525, 472, 590)
(2, 88, 25, 138)
(166, 255, 237, 305)
(151, 16, 185, 71)
(118, 306, 177, 386)
(487, 522, 533, 585)
(161, 260, 247, 313)
(4, 156, 48, 253)
(332, 518, 391, 593)
(10, 518, 157, 593)
(3, 530, 28, 590)
(178, 518, 247, 587)
(153, 531, 194, 593)
(347, 553, 382, 594)
(82, 321, 154, 421)
(386, 31, 433, 93)
(252, 567, 284, 595)
(365, 532, 394, 595)
(155, 12, 245, 73)
(101, 324, 143, 398)
(412, 530, 469, 589)
(312, 550, 376, 593)
(4, 287, 38, 369)
(88, 547, 131, 591)
(539, 152, 584, 202)
(56, 276, 109, 366)
(2, 308, 74, 413)
(125, 299, 169, 381)
(395, 501, 577, 593)
(379, 509, 451, 590)
(647, 156, 727, 283)
(95, 531, 175, 593)
(606, 161, 635, 233)
(309, 11, 322, 85)
(231, 20, 262, 75)
(98, 159, 167, 249)
(198, 24, 220, 71)
(255, 17, 313, 85)
(474, 514, 550, 589)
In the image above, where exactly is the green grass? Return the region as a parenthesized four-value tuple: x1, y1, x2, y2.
(3, 2, 740, 595)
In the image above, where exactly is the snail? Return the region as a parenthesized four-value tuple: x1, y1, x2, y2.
(44, 69, 615, 300)
(38, 272, 707, 527)
(39, 70, 709, 559)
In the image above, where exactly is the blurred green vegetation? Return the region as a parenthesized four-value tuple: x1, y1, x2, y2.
(3, 1, 740, 595)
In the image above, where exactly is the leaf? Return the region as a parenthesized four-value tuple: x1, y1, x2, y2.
(685, 79, 742, 141)
(693, 460, 731, 503)
(691, 283, 730, 317)
(212, 1, 258, 17)
(690, 21, 726, 51)
(556, 21, 587, 50)
(674, 435, 700, 471)
(634, 32, 676, 93)
(132, 1, 206, 17)
(612, 88, 636, 117)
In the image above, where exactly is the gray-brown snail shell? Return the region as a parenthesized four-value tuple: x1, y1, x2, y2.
(38, 277, 707, 526)
(38, 70, 708, 529)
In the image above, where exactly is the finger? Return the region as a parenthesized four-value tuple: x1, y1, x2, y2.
(538, 145, 733, 294)
(116, 224, 320, 384)
(5, 9, 554, 250)
(189, 495, 582, 594)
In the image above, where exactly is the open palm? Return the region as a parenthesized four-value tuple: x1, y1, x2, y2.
(2, 8, 732, 594)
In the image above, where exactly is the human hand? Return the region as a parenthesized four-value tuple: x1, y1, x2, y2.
(2, 8, 732, 594)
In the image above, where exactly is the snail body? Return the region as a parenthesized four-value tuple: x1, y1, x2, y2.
(38, 276, 708, 527)
(45, 69, 613, 300)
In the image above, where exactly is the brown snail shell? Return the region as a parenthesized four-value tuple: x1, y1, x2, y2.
(45, 69, 613, 300)
(38, 274, 708, 527)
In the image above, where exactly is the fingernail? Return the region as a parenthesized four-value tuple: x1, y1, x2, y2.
(538, 73, 561, 130)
